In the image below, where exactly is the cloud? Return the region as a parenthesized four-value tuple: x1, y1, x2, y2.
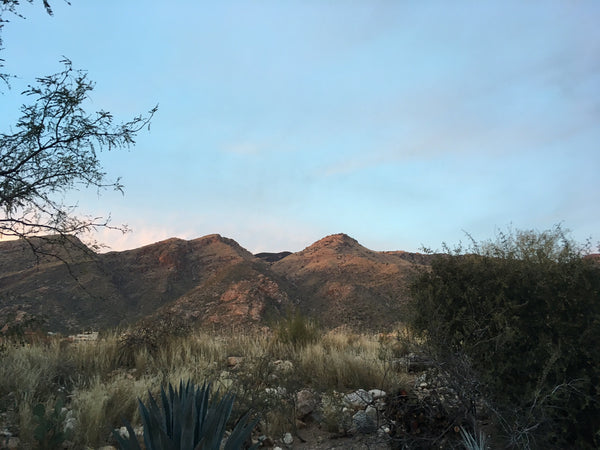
(91, 225, 196, 253)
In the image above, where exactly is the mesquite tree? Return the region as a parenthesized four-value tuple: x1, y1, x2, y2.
(1, 2, 156, 255)
(0, 60, 156, 251)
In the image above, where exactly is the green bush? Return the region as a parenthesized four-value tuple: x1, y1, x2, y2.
(409, 226, 600, 448)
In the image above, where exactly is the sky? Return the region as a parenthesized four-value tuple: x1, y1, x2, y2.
(1, 1, 599, 253)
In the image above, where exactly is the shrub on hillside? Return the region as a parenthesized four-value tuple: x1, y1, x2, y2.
(408, 226, 600, 448)
(272, 310, 321, 349)
(118, 313, 192, 367)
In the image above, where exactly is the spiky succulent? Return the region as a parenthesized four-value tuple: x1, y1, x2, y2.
(114, 379, 258, 450)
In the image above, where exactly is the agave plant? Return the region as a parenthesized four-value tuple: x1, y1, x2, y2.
(459, 426, 488, 450)
(114, 379, 258, 450)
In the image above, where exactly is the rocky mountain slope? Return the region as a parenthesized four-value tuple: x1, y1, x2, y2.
(0, 233, 430, 333)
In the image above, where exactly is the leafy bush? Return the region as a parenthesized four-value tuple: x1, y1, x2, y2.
(409, 226, 600, 448)
(114, 379, 258, 450)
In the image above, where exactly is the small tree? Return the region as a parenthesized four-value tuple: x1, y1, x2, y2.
(1, 1, 157, 258)
(409, 226, 600, 448)
(0, 60, 156, 253)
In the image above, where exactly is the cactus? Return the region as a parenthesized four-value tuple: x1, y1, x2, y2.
(32, 398, 70, 450)
(114, 379, 258, 450)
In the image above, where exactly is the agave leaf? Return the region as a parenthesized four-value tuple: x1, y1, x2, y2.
(113, 418, 142, 450)
(171, 383, 185, 446)
(179, 391, 197, 449)
(139, 397, 173, 450)
(224, 411, 260, 450)
(160, 384, 173, 437)
(195, 382, 211, 439)
(200, 393, 235, 449)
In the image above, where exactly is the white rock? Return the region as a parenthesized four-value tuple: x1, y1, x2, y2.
(368, 389, 387, 399)
(265, 386, 288, 397)
(283, 432, 294, 445)
(343, 389, 373, 410)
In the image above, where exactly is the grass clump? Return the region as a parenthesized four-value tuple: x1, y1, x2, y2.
(271, 310, 321, 349)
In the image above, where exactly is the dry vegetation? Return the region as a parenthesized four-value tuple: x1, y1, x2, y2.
(0, 322, 413, 449)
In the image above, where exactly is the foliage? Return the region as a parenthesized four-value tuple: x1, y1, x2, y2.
(114, 379, 258, 450)
(459, 426, 487, 450)
(118, 314, 192, 367)
(1, 1, 155, 257)
(0, 310, 47, 350)
(0, 327, 409, 447)
(0, 60, 156, 248)
(409, 225, 600, 448)
(32, 397, 70, 449)
(272, 310, 321, 349)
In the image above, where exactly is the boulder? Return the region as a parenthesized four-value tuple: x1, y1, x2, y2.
(296, 389, 319, 419)
(343, 389, 373, 410)
(351, 409, 377, 434)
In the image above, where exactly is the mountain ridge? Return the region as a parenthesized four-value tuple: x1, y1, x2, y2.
(0, 233, 430, 333)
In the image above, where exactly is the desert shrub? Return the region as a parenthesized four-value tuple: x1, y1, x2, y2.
(118, 313, 192, 367)
(271, 310, 321, 349)
(408, 226, 600, 448)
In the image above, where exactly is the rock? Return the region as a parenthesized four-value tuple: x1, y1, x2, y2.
(283, 432, 294, 445)
(273, 359, 294, 373)
(63, 415, 77, 433)
(98, 447, 117, 450)
(265, 386, 287, 397)
(227, 356, 243, 368)
(117, 426, 130, 439)
(365, 405, 378, 422)
(351, 409, 377, 434)
(343, 389, 373, 410)
(368, 389, 386, 400)
(296, 389, 319, 418)
(258, 435, 274, 447)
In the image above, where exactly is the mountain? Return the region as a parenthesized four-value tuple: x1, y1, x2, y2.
(0, 233, 430, 333)
(270, 234, 424, 329)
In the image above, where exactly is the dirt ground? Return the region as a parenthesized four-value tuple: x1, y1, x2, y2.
(278, 424, 391, 450)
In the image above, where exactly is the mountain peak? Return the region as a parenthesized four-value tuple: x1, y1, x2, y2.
(310, 233, 361, 249)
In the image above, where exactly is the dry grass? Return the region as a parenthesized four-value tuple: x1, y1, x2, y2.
(0, 324, 413, 448)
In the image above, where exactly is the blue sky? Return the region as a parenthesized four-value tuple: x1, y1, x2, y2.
(1, 1, 599, 253)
